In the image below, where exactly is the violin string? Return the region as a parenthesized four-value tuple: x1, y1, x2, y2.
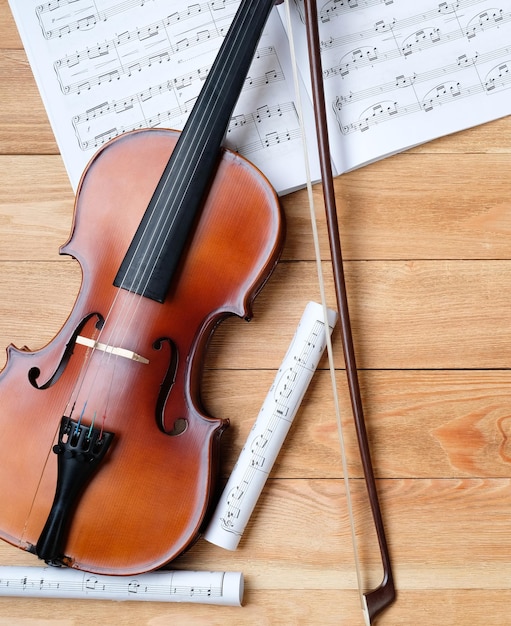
(64, 0, 263, 423)
(63, 317, 101, 419)
(96, 0, 257, 366)
(283, 0, 365, 606)
(118, 2, 259, 302)
(107, 0, 269, 336)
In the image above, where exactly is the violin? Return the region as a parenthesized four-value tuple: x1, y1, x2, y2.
(0, 0, 284, 575)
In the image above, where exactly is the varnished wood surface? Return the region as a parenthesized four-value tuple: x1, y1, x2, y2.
(1, 2, 511, 623)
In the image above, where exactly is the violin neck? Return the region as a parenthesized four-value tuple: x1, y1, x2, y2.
(114, 0, 278, 303)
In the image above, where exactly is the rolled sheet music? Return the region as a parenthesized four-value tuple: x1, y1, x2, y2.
(204, 301, 337, 550)
(0, 566, 243, 606)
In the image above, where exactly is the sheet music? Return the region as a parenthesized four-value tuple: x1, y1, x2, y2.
(282, 0, 511, 174)
(0, 566, 243, 606)
(7, 0, 317, 194)
(204, 302, 337, 550)
(7, 0, 511, 188)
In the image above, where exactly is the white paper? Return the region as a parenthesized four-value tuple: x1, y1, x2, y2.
(9, 0, 511, 195)
(7, 0, 316, 194)
(204, 301, 337, 550)
(282, 0, 511, 173)
(0, 566, 243, 606)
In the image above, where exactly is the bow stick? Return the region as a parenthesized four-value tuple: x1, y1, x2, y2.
(301, 1, 396, 622)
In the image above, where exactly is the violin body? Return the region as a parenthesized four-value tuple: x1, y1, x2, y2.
(0, 128, 284, 574)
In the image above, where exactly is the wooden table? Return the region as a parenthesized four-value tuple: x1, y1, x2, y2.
(1, 2, 511, 624)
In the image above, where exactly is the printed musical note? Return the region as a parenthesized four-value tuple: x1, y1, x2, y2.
(127, 580, 140, 594)
(85, 576, 98, 590)
(485, 62, 511, 92)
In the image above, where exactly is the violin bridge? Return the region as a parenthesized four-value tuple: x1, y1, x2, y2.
(76, 335, 149, 364)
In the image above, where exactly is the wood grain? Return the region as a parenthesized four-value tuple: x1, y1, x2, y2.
(1, 0, 511, 624)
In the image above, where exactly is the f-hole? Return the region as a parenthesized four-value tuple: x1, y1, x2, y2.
(153, 337, 187, 436)
(28, 313, 103, 390)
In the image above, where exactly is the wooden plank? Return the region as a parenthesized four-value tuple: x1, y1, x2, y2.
(0, 589, 510, 626)
(202, 369, 511, 480)
(1, 260, 511, 370)
(0, 478, 509, 624)
(409, 116, 511, 154)
(0, 1, 22, 49)
(0, 156, 73, 260)
(3, 153, 511, 263)
(0, 359, 507, 481)
(1, 589, 511, 626)
(329, 153, 511, 261)
(208, 259, 511, 370)
(0, 52, 57, 154)
(107, 477, 511, 595)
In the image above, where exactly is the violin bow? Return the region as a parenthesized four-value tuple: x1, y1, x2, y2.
(300, 0, 396, 622)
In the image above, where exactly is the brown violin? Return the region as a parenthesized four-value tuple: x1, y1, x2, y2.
(0, 0, 284, 575)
